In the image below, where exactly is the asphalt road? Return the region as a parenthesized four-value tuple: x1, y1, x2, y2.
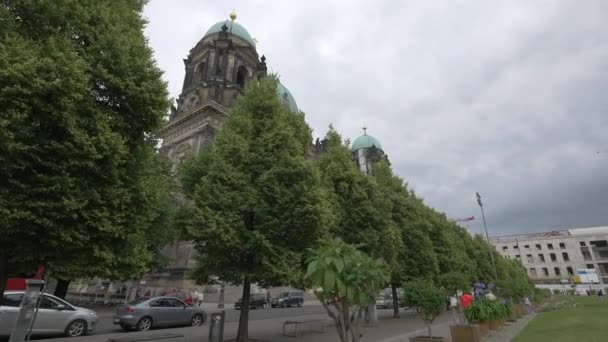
(92, 305, 325, 335)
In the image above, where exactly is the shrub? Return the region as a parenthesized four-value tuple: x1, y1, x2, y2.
(465, 300, 491, 323)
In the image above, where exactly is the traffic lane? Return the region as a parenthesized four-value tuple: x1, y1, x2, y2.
(92, 305, 325, 335)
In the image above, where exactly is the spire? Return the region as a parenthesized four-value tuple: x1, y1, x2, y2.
(362, 125, 368, 135)
(229, 10, 237, 33)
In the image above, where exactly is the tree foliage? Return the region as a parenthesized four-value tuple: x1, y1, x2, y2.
(306, 239, 389, 342)
(183, 76, 329, 341)
(0, 0, 170, 295)
(405, 280, 445, 338)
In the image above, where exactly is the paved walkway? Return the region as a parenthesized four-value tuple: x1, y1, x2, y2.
(43, 309, 537, 342)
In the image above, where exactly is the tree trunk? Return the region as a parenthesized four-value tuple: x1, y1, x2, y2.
(0, 253, 8, 305)
(54, 279, 71, 299)
(427, 322, 432, 338)
(391, 283, 400, 318)
(236, 276, 251, 342)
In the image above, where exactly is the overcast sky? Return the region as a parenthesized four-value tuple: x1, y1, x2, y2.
(143, 0, 608, 236)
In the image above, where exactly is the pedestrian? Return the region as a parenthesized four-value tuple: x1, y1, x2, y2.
(446, 295, 451, 311)
(266, 291, 271, 307)
(524, 296, 532, 314)
(459, 291, 473, 324)
(597, 289, 605, 302)
(449, 293, 459, 323)
(195, 289, 205, 306)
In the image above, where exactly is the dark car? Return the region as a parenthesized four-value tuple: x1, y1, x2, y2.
(271, 291, 304, 308)
(235, 293, 268, 310)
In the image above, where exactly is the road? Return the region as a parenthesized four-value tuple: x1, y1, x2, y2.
(91, 304, 325, 336)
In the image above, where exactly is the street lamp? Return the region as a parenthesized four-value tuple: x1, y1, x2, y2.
(476, 192, 498, 280)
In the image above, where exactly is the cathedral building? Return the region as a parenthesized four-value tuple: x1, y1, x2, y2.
(68, 13, 389, 301)
(157, 13, 389, 290)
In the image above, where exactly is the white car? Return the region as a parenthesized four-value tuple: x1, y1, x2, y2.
(0, 291, 97, 337)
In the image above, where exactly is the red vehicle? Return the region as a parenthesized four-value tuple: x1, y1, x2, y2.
(161, 290, 193, 306)
(5, 267, 45, 291)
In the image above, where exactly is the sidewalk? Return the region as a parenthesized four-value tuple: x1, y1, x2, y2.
(47, 309, 536, 342)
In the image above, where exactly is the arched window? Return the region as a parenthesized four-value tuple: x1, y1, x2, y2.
(236, 66, 248, 88)
(196, 62, 206, 82)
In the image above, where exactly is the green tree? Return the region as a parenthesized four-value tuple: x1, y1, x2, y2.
(0, 0, 169, 297)
(438, 271, 472, 295)
(405, 280, 445, 338)
(185, 77, 329, 342)
(306, 239, 389, 342)
(316, 130, 399, 321)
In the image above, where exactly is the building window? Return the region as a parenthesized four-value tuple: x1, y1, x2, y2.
(542, 267, 549, 276)
(524, 244, 530, 250)
(536, 244, 542, 250)
(562, 252, 570, 262)
(550, 253, 557, 262)
(582, 250, 592, 261)
(559, 242, 566, 249)
(538, 254, 545, 262)
(580, 241, 586, 246)
(502, 246, 508, 252)
(529, 268, 537, 277)
(548, 243, 554, 250)
(554, 267, 561, 276)
(586, 264, 594, 269)
(513, 245, 519, 250)
(236, 66, 248, 88)
(566, 267, 574, 276)
(515, 255, 521, 260)
(526, 254, 533, 263)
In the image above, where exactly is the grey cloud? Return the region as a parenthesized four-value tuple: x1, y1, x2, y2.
(144, 0, 608, 235)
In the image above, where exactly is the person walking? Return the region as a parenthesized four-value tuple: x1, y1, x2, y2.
(449, 293, 460, 323)
(459, 291, 474, 324)
(524, 296, 532, 314)
(197, 289, 204, 307)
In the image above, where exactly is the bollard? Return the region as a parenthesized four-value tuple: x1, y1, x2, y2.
(208, 311, 225, 342)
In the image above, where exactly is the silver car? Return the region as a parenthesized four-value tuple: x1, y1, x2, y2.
(113, 297, 207, 331)
(0, 291, 97, 337)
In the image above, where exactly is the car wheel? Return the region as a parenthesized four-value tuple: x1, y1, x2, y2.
(297, 300, 303, 307)
(136, 317, 153, 331)
(65, 319, 87, 337)
(120, 323, 131, 331)
(191, 313, 204, 327)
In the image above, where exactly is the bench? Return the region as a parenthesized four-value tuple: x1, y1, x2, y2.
(282, 319, 326, 337)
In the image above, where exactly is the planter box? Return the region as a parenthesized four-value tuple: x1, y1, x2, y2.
(489, 320, 500, 330)
(472, 321, 490, 337)
(410, 337, 448, 342)
(450, 324, 484, 342)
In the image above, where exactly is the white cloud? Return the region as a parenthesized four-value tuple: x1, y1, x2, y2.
(144, 0, 608, 235)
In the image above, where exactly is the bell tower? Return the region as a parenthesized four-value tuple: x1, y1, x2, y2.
(161, 12, 267, 171)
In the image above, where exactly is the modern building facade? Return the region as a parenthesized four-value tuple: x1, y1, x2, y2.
(490, 226, 608, 285)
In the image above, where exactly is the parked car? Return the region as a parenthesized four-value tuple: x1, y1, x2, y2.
(113, 296, 207, 331)
(235, 293, 268, 310)
(0, 291, 97, 337)
(271, 291, 304, 308)
(161, 290, 193, 306)
(375, 295, 393, 309)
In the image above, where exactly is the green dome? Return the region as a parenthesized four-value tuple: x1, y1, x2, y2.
(204, 20, 255, 46)
(277, 81, 299, 113)
(352, 134, 383, 151)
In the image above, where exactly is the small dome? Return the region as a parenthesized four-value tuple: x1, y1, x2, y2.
(204, 20, 256, 46)
(352, 133, 383, 151)
(276, 81, 299, 113)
